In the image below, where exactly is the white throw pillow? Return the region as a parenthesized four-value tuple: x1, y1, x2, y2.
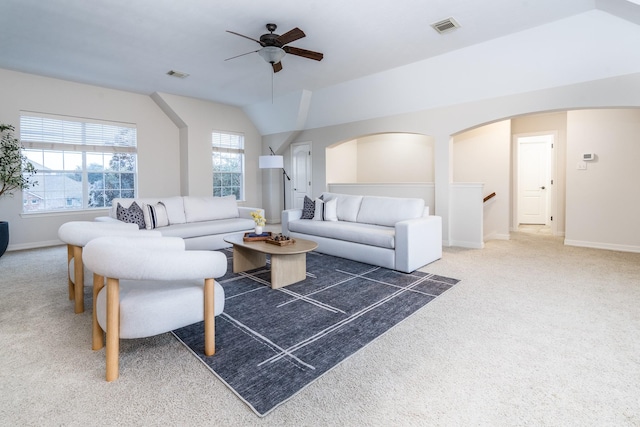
(324, 198, 338, 221)
(312, 198, 324, 221)
(143, 202, 169, 229)
(313, 197, 337, 221)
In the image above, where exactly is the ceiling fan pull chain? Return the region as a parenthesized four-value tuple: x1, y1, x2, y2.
(271, 69, 274, 104)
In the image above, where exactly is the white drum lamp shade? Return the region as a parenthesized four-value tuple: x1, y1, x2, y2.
(259, 155, 284, 169)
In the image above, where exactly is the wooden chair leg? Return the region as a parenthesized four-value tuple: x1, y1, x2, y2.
(67, 244, 74, 300)
(92, 273, 105, 351)
(204, 278, 215, 356)
(73, 245, 84, 314)
(105, 278, 120, 382)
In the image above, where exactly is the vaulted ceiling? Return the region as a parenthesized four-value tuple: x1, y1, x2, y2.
(2, 0, 640, 135)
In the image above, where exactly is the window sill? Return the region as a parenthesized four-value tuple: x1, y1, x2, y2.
(20, 208, 110, 219)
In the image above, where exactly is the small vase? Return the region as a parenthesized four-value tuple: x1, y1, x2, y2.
(254, 226, 263, 235)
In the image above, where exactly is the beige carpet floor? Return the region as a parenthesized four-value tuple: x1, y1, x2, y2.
(1, 232, 639, 426)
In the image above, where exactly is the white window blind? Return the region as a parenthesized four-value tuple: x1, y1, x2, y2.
(20, 114, 137, 153)
(20, 112, 138, 212)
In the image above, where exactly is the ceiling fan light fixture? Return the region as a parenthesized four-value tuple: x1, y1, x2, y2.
(258, 46, 286, 64)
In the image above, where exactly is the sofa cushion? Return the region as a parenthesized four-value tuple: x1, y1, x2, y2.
(289, 219, 395, 249)
(155, 218, 254, 239)
(117, 202, 146, 229)
(322, 193, 363, 222)
(356, 196, 425, 227)
(183, 196, 239, 223)
(161, 196, 187, 224)
(143, 202, 169, 230)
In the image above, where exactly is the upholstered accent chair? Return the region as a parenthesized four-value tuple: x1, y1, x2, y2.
(57, 221, 159, 313)
(82, 236, 227, 381)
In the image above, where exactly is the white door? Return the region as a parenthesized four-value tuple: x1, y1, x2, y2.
(518, 136, 551, 225)
(291, 142, 312, 209)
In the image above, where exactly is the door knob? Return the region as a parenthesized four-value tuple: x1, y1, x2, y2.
(540, 186, 546, 190)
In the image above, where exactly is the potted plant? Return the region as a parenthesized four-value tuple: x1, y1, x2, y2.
(0, 124, 37, 257)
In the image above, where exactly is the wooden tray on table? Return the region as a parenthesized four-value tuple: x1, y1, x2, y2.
(265, 237, 296, 246)
(243, 231, 272, 242)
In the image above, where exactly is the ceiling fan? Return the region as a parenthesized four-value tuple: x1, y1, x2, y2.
(226, 23, 323, 73)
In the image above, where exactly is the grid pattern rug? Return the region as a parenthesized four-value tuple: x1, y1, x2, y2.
(172, 250, 459, 417)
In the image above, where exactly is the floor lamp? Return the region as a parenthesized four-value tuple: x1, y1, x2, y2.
(259, 148, 291, 212)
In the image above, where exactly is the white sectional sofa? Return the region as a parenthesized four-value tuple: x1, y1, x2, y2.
(97, 195, 261, 250)
(281, 192, 442, 273)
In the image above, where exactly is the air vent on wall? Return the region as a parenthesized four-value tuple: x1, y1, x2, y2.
(166, 70, 189, 78)
(431, 17, 460, 34)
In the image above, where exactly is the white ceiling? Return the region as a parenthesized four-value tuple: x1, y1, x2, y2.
(2, 0, 640, 134)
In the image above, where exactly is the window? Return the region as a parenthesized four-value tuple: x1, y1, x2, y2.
(20, 113, 137, 212)
(212, 131, 244, 200)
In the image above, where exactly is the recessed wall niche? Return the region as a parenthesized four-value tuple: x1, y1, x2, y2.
(326, 133, 435, 184)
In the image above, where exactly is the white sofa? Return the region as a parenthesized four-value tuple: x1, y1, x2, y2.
(281, 192, 442, 273)
(97, 195, 262, 250)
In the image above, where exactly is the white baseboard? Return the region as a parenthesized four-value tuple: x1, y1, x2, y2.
(484, 232, 511, 241)
(564, 239, 640, 254)
(449, 240, 484, 249)
(7, 239, 63, 252)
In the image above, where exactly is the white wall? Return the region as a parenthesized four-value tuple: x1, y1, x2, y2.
(565, 109, 640, 251)
(151, 92, 261, 206)
(0, 69, 178, 249)
(0, 69, 262, 250)
(453, 120, 511, 241)
(356, 133, 433, 182)
(326, 133, 434, 186)
(270, 72, 640, 248)
(326, 139, 358, 184)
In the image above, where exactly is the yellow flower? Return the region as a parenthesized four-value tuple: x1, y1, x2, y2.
(251, 210, 265, 226)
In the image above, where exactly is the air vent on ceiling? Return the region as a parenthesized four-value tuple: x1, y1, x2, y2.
(166, 70, 189, 78)
(431, 17, 460, 34)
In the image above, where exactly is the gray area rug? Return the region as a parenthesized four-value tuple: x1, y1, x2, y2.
(172, 250, 459, 416)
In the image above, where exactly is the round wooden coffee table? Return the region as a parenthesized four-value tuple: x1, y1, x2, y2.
(223, 234, 318, 289)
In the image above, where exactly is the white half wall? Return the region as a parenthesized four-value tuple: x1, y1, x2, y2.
(449, 183, 484, 248)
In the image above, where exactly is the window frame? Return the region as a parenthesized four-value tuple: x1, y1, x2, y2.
(212, 130, 245, 201)
(19, 112, 138, 213)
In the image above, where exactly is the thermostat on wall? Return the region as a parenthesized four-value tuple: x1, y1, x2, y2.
(582, 153, 595, 161)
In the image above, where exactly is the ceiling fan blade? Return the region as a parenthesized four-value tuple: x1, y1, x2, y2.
(283, 46, 323, 61)
(226, 30, 265, 46)
(224, 49, 260, 61)
(276, 27, 305, 46)
(272, 62, 283, 73)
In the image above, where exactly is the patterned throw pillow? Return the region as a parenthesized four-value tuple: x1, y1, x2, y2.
(312, 197, 337, 221)
(301, 196, 316, 219)
(144, 202, 169, 229)
(116, 201, 146, 229)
